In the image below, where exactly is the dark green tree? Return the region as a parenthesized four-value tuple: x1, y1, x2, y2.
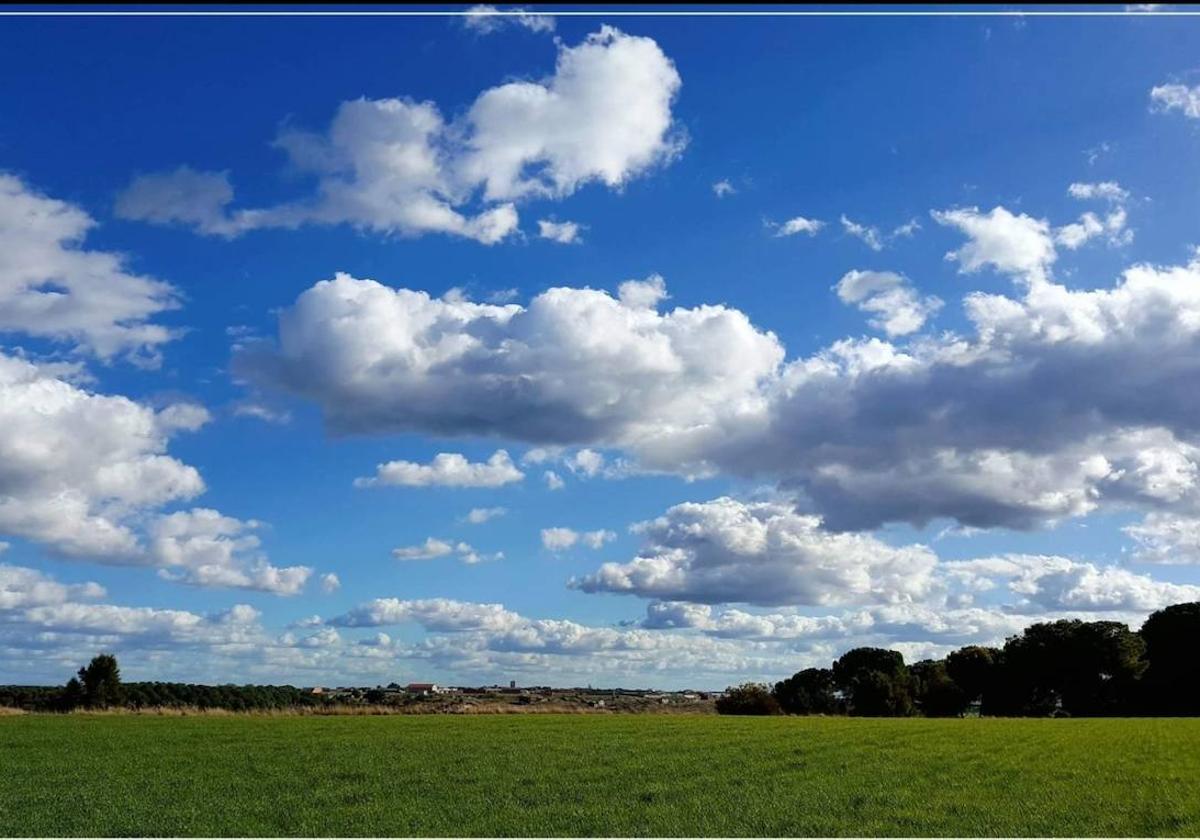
(909, 660, 969, 717)
(1000, 620, 1144, 716)
(945, 645, 1000, 709)
(78, 653, 124, 708)
(59, 677, 85, 711)
(1139, 602, 1200, 715)
(773, 668, 842, 715)
(832, 647, 913, 716)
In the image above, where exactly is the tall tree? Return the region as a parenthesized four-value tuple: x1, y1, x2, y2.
(1139, 602, 1200, 715)
(78, 653, 124, 709)
(910, 660, 969, 717)
(774, 668, 842, 715)
(1000, 620, 1144, 716)
(832, 647, 913, 716)
(945, 646, 1000, 709)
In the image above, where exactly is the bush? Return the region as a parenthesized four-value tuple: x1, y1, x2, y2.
(716, 683, 781, 715)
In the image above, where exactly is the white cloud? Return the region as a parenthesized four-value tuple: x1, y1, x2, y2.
(319, 573, 341, 593)
(1056, 181, 1132, 250)
(118, 29, 681, 244)
(1068, 181, 1130, 203)
(0, 350, 204, 559)
(0, 352, 311, 595)
(1, 173, 178, 362)
(459, 26, 683, 202)
(464, 506, 507, 524)
(149, 509, 312, 596)
(242, 229, 1200, 534)
(834, 270, 943, 337)
(392, 538, 455, 561)
(840, 215, 884, 251)
(1151, 83, 1200, 118)
(774, 216, 824, 237)
(114, 167, 241, 238)
(537, 219, 583, 244)
(355, 450, 524, 489)
(1055, 212, 1106, 250)
(232, 402, 291, 425)
(946, 554, 1200, 612)
(393, 538, 497, 565)
(837, 215, 919, 249)
(544, 470, 565, 491)
(329, 597, 525, 632)
(1124, 513, 1200, 564)
(0, 563, 105, 610)
(572, 497, 940, 607)
(932, 205, 1056, 280)
(463, 5, 555, 34)
(712, 180, 736, 198)
(541, 527, 615, 551)
(567, 449, 606, 477)
(240, 273, 784, 454)
(582, 529, 617, 549)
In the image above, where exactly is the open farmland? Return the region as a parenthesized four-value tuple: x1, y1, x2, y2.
(1, 714, 1198, 836)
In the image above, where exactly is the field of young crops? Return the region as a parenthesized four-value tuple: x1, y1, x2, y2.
(1, 714, 1198, 836)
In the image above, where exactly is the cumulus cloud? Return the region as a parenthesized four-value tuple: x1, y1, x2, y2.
(541, 527, 616, 551)
(1056, 181, 1132, 250)
(543, 471, 565, 491)
(241, 207, 1200, 534)
(149, 509, 312, 596)
(1124, 513, 1200, 564)
(572, 497, 939, 607)
(240, 273, 784, 454)
(329, 597, 525, 632)
(0, 352, 311, 594)
(118, 28, 681, 244)
(945, 554, 1200, 612)
(1, 173, 178, 362)
(355, 450, 523, 488)
(1068, 181, 1130, 203)
(463, 5, 555, 34)
(773, 216, 824, 237)
(712, 180, 736, 198)
(393, 538, 497, 565)
(537, 219, 583, 244)
(932, 205, 1056, 280)
(0, 350, 204, 559)
(567, 449, 606, 477)
(1151, 82, 1200, 118)
(834, 270, 943, 337)
(0, 564, 105, 610)
(464, 506, 507, 524)
(114, 167, 241, 238)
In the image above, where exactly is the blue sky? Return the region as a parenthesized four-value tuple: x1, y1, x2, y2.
(3, 6, 1200, 689)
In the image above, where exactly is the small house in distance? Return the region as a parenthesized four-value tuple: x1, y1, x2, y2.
(405, 683, 447, 696)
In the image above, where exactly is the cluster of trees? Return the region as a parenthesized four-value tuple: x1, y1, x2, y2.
(1, 654, 329, 712)
(718, 602, 1200, 717)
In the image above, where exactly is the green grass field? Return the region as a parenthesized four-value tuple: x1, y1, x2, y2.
(2, 714, 1199, 836)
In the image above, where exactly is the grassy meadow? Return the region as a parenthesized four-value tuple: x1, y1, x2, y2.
(1, 714, 1198, 836)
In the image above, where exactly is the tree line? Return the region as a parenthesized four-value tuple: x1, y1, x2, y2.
(0, 654, 329, 712)
(3, 602, 1198, 716)
(717, 602, 1200, 717)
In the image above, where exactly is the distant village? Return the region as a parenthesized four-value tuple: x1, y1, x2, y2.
(305, 681, 724, 712)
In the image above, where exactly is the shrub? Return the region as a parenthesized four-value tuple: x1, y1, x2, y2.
(716, 682, 781, 715)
